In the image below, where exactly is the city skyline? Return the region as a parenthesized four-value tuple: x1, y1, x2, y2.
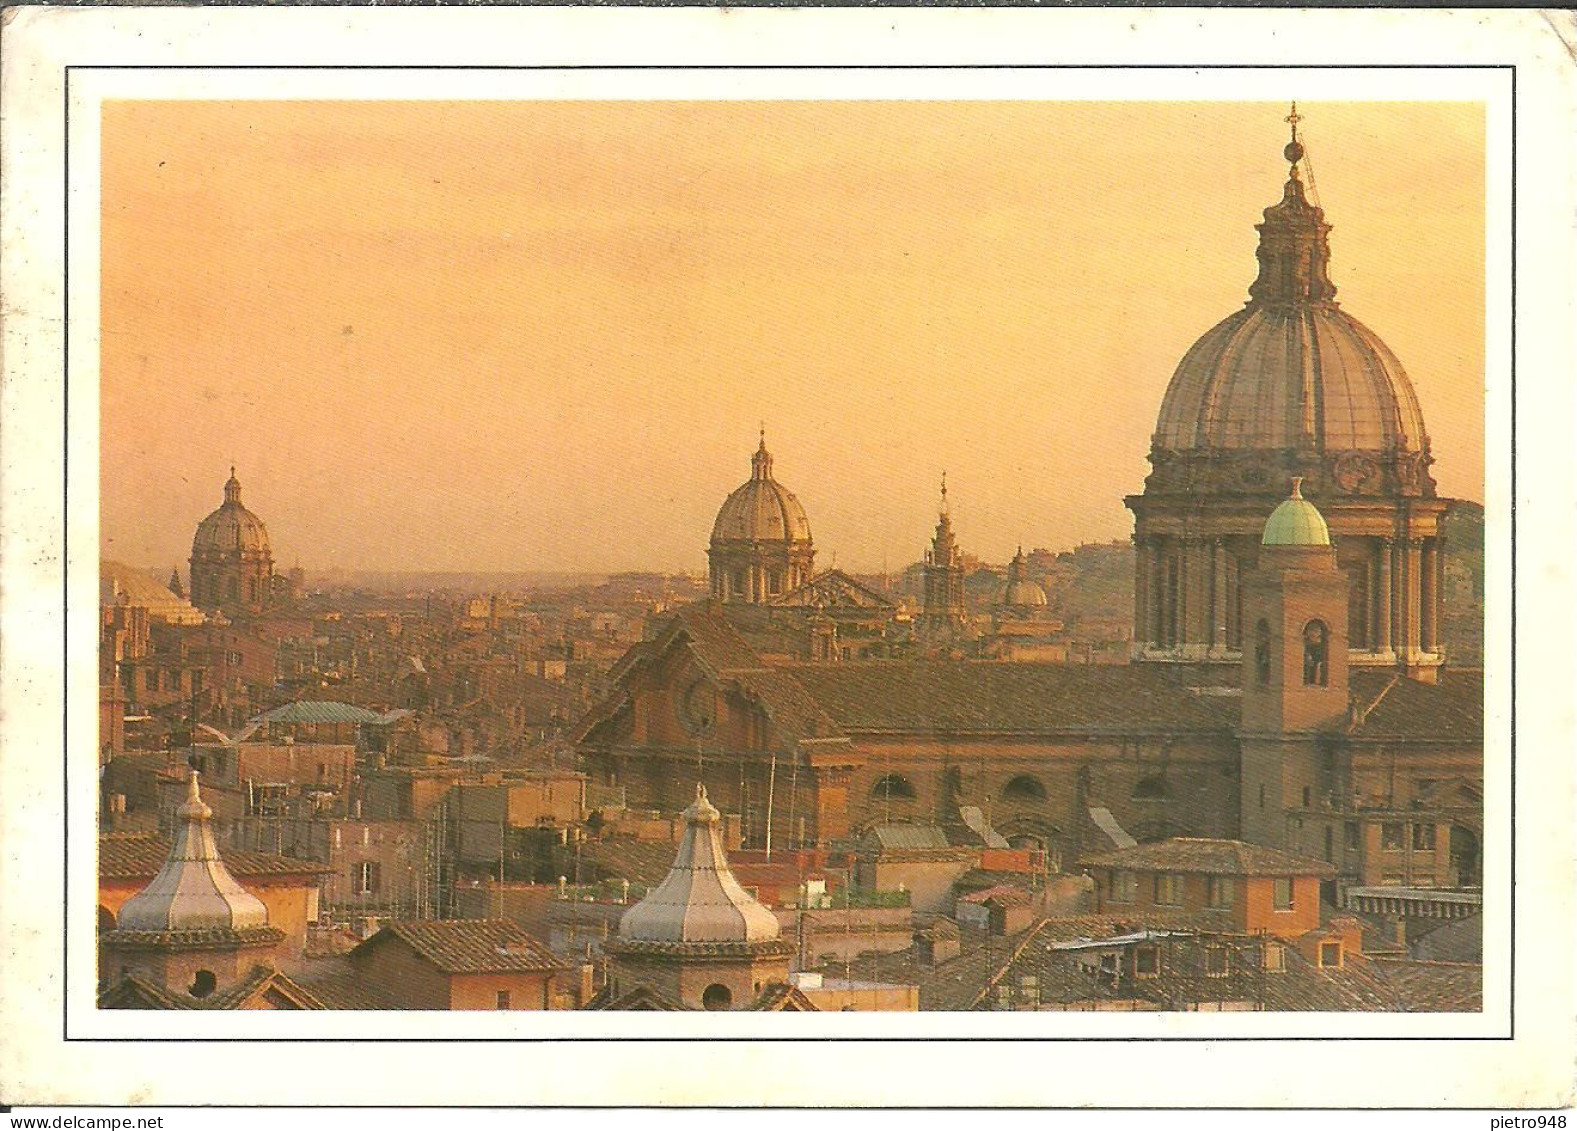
(100, 100, 1485, 574)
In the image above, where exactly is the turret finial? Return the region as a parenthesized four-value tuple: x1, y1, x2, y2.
(1283, 101, 1305, 169)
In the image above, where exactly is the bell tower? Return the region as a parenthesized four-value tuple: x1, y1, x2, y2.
(1239, 479, 1350, 850)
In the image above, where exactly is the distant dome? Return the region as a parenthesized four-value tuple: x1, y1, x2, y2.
(100, 560, 205, 625)
(1153, 171, 1428, 458)
(1262, 478, 1331, 546)
(617, 785, 781, 945)
(192, 468, 271, 557)
(999, 547, 1048, 608)
(710, 436, 812, 547)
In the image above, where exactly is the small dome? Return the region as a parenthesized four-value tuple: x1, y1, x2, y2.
(1262, 478, 1331, 546)
(618, 784, 781, 945)
(115, 773, 271, 932)
(192, 468, 271, 557)
(710, 436, 812, 547)
(999, 547, 1048, 608)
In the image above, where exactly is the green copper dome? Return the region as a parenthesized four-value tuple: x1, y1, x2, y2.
(1262, 477, 1331, 546)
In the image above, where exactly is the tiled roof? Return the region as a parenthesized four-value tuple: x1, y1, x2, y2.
(287, 956, 407, 1010)
(1346, 670, 1483, 741)
(99, 832, 331, 881)
(98, 964, 326, 1010)
(976, 919, 1405, 1012)
(750, 983, 820, 1011)
(582, 983, 684, 1011)
(359, 919, 566, 974)
(866, 824, 952, 851)
(1079, 838, 1337, 877)
(256, 701, 384, 725)
(1367, 958, 1482, 1012)
(789, 663, 1241, 735)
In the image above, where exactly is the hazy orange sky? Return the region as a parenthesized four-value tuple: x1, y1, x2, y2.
(100, 100, 1484, 574)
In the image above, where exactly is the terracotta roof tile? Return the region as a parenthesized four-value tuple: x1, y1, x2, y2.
(789, 663, 1241, 735)
(99, 832, 331, 881)
(1080, 838, 1337, 877)
(358, 919, 566, 974)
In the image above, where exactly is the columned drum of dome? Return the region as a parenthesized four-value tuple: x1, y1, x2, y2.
(707, 433, 815, 604)
(189, 467, 277, 618)
(1125, 110, 1449, 682)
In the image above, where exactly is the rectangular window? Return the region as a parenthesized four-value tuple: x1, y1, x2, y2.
(495, 990, 511, 1010)
(1205, 947, 1230, 977)
(1301, 785, 1311, 809)
(144, 669, 158, 691)
(1381, 873, 1405, 886)
(1206, 876, 1235, 909)
(1381, 823, 1405, 851)
(353, 861, 380, 895)
(1412, 823, 1436, 851)
(1109, 871, 1138, 904)
(1414, 874, 1437, 888)
(1319, 941, 1342, 969)
(1153, 874, 1184, 906)
(1344, 822, 1360, 851)
(1134, 946, 1160, 977)
(1272, 877, 1294, 911)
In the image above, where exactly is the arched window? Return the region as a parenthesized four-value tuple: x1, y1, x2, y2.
(871, 774, 917, 801)
(1001, 775, 1047, 802)
(701, 983, 733, 1011)
(189, 969, 218, 999)
(1302, 620, 1329, 686)
(1254, 619, 1272, 686)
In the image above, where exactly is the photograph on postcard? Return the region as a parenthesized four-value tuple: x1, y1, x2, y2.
(88, 92, 1491, 1020)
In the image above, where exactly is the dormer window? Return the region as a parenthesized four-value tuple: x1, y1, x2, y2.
(1318, 941, 1343, 969)
(1205, 946, 1230, 977)
(1134, 946, 1161, 978)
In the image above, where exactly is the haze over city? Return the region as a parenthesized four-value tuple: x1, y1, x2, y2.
(100, 100, 1484, 574)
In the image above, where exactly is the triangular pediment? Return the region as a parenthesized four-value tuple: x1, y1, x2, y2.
(770, 569, 896, 612)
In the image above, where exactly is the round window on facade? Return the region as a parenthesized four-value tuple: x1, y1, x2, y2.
(701, 983, 733, 1011)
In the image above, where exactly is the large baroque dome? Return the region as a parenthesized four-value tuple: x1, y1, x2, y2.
(192, 468, 271, 556)
(710, 435, 812, 546)
(1127, 109, 1449, 678)
(1145, 144, 1434, 501)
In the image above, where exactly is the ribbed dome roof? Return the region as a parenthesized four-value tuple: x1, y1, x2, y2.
(1153, 160, 1428, 457)
(617, 785, 781, 945)
(115, 773, 271, 932)
(1000, 547, 1048, 608)
(1262, 477, 1331, 546)
(710, 436, 812, 546)
(1155, 303, 1427, 454)
(192, 469, 271, 557)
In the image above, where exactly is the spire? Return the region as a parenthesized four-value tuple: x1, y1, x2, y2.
(1247, 102, 1338, 308)
(750, 429, 773, 481)
(223, 465, 242, 505)
(929, 475, 958, 567)
(168, 566, 185, 600)
(114, 771, 271, 932)
(616, 783, 782, 944)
